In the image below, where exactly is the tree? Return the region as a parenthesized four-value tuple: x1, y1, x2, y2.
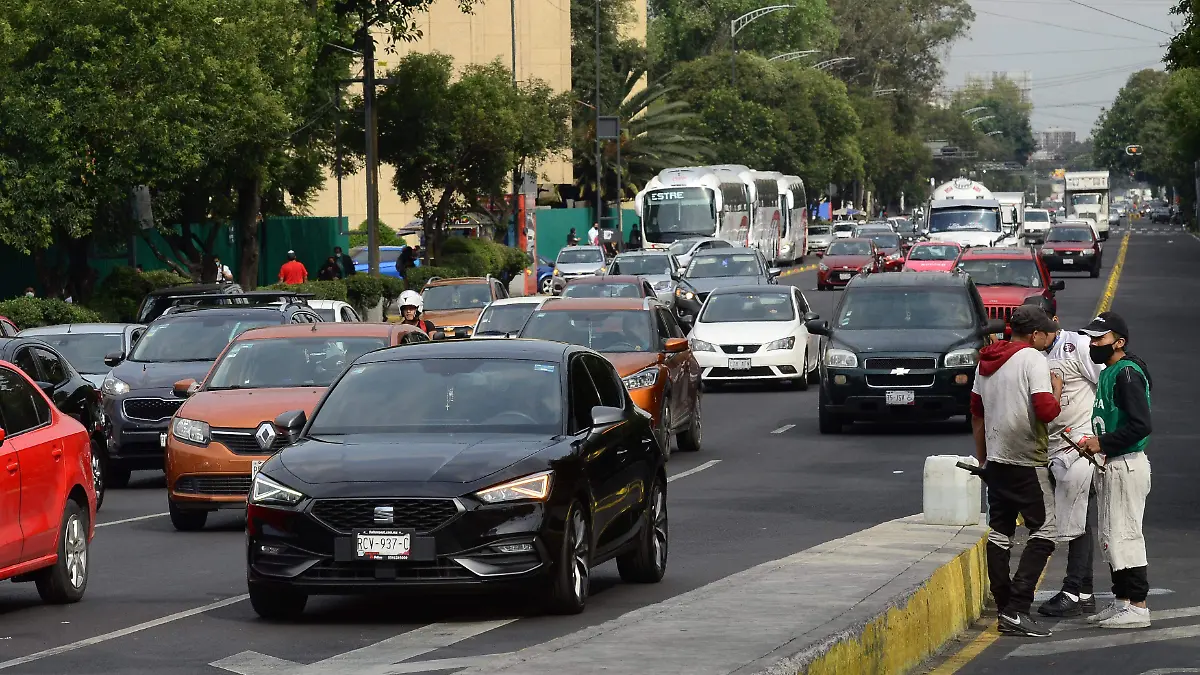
(1092, 70, 1172, 185)
(370, 53, 571, 262)
(851, 95, 931, 212)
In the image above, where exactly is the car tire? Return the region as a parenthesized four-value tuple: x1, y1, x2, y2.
(656, 399, 672, 457)
(617, 477, 668, 584)
(546, 501, 590, 615)
(169, 501, 208, 531)
(818, 388, 842, 435)
(249, 583, 308, 620)
(35, 500, 89, 604)
(107, 465, 132, 489)
(90, 438, 106, 511)
(676, 396, 702, 453)
(794, 350, 810, 391)
(817, 284, 828, 291)
(1090, 262, 1101, 278)
(806, 358, 821, 385)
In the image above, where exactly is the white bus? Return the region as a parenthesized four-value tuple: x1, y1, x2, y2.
(709, 164, 776, 255)
(779, 174, 808, 265)
(634, 167, 752, 250)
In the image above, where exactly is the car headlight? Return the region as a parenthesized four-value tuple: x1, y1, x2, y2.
(819, 263, 829, 271)
(945, 348, 979, 368)
(553, 269, 561, 275)
(780, 243, 790, 253)
(765, 336, 795, 351)
(475, 470, 553, 504)
(824, 348, 857, 368)
(102, 374, 130, 396)
(675, 288, 695, 300)
(249, 472, 306, 506)
(887, 252, 901, 260)
(690, 337, 716, 352)
(1079, 249, 1094, 255)
(622, 367, 659, 390)
(172, 417, 210, 445)
(1041, 248, 1055, 255)
(653, 280, 672, 291)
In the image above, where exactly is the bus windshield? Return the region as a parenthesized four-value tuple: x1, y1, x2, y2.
(643, 188, 717, 242)
(929, 208, 1000, 233)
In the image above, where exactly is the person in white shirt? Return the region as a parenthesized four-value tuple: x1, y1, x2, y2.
(214, 256, 233, 283)
(588, 224, 600, 246)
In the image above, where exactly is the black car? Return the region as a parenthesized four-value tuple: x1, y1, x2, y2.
(806, 271, 1005, 433)
(135, 283, 247, 323)
(0, 337, 107, 507)
(673, 248, 780, 320)
(245, 339, 667, 619)
(101, 298, 322, 486)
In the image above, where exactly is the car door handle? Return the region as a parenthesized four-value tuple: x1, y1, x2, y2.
(5, 462, 17, 473)
(51, 447, 63, 459)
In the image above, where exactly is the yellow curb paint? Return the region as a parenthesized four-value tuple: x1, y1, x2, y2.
(780, 263, 819, 278)
(1094, 230, 1130, 316)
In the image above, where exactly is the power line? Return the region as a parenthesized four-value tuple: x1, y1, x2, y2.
(955, 45, 1161, 58)
(974, 8, 1166, 42)
(1061, 0, 1173, 36)
(1031, 59, 1163, 88)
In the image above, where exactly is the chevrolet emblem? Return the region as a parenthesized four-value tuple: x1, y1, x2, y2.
(891, 368, 910, 375)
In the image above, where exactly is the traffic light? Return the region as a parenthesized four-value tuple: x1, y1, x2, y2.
(1125, 145, 1143, 156)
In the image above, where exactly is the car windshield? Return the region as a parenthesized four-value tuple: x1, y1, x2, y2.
(557, 248, 605, 264)
(826, 241, 872, 256)
(808, 226, 831, 236)
(958, 259, 1042, 287)
(129, 316, 278, 363)
(33, 333, 124, 374)
(1025, 211, 1050, 222)
(422, 284, 492, 310)
(611, 255, 671, 275)
(642, 188, 718, 240)
(309, 358, 563, 435)
(891, 219, 916, 233)
(521, 309, 654, 353)
(836, 288, 976, 330)
(207, 337, 387, 390)
(867, 234, 901, 249)
(929, 208, 1000, 233)
(833, 224, 855, 234)
(699, 292, 794, 323)
(1072, 194, 1101, 205)
(908, 245, 960, 261)
(353, 249, 404, 265)
(475, 304, 540, 335)
(686, 253, 760, 278)
(668, 239, 703, 255)
(562, 282, 644, 299)
(1047, 228, 1094, 242)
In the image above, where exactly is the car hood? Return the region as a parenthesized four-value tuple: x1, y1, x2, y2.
(638, 273, 673, 287)
(602, 352, 661, 377)
(927, 232, 1008, 248)
(110, 360, 215, 391)
(680, 276, 765, 293)
(831, 328, 977, 355)
(423, 308, 483, 328)
(81, 373, 107, 388)
(556, 262, 605, 275)
(1043, 241, 1092, 250)
(280, 434, 557, 484)
(179, 387, 325, 428)
(904, 260, 956, 272)
(822, 255, 871, 268)
(976, 286, 1045, 306)
(694, 321, 794, 345)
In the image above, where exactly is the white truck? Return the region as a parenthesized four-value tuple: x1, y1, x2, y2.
(994, 192, 1025, 240)
(1064, 170, 1110, 241)
(924, 178, 1012, 248)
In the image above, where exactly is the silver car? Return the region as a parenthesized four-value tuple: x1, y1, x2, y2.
(666, 237, 734, 269)
(608, 250, 684, 310)
(18, 323, 146, 388)
(554, 245, 608, 281)
(807, 224, 833, 255)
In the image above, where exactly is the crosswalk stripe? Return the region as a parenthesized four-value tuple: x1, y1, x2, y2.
(1051, 605, 1200, 633)
(1006, 623, 1200, 658)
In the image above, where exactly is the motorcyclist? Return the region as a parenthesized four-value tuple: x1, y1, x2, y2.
(397, 290, 435, 333)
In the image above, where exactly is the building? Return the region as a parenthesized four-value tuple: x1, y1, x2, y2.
(963, 70, 1033, 104)
(1035, 127, 1077, 154)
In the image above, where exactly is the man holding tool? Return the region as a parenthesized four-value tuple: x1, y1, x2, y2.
(1077, 311, 1154, 629)
(971, 305, 1063, 637)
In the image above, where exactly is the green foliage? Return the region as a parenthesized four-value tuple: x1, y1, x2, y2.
(89, 267, 191, 322)
(264, 280, 348, 302)
(379, 276, 406, 305)
(405, 266, 467, 292)
(1093, 70, 1173, 185)
(348, 220, 405, 249)
(1167, 0, 1200, 71)
(345, 274, 385, 313)
(435, 238, 530, 279)
(0, 297, 101, 330)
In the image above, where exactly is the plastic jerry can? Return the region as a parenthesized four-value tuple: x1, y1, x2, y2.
(923, 455, 982, 526)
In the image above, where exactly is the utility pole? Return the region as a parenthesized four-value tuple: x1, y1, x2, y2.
(594, 0, 603, 232)
(510, 0, 521, 246)
(362, 21, 380, 274)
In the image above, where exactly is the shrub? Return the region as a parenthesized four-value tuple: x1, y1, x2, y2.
(345, 274, 384, 313)
(379, 276, 406, 305)
(263, 280, 348, 302)
(348, 220, 405, 249)
(0, 297, 102, 330)
(437, 238, 528, 281)
(89, 267, 191, 322)
(405, 266, 466, 292)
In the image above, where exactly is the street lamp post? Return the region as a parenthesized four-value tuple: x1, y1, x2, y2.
(970, 115, 996, 129)
(731, 4, 794, 87)
(961, 106, 989, 118)
(813, 56, 854, 71)
(768, 50, 819, 63)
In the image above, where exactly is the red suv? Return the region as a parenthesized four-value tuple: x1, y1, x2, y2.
(955, 247, 1064, 324)
(1, 360, 97, 604)
(1040, 224, 1103, 278)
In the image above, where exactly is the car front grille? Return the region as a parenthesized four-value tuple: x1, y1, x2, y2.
(211, 429, 290, 456)
(301, 559, 474, 581)
(986, 305, 1018, 321)
(867, 374, 937, 388)
(706, 366, 776, 378)
(175, 475, 253, 496)
(310, 499, 460, 534)
(864, 358, 937, 370)
(720, 344, 761, 354)
(123, 398, 185, 422)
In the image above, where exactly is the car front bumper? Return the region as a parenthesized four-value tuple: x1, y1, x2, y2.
(821, 365, 973, 419)
(167, 435, 274, 510)
(818, 269, 860, 287)
(1040, 252, 1097, 271)
(695, 345, 805, 380)
(103, 390, 185, 469)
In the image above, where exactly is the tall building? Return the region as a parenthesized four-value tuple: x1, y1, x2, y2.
(1035, 127, 1077, 154)
(964, 70, 1033, 104)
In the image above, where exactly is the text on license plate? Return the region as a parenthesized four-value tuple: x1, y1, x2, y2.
(1062, 258, 1073, 264)
(251, 460, 264, 475)
(159, 433, 167, 448)
(355, 530, 412, 560)
(728, 358, 752, 370)
(886, 390, 915, 406)
(839, 273, 852, 280)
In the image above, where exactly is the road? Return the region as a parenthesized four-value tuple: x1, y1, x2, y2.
(0, 248, 1117, 674)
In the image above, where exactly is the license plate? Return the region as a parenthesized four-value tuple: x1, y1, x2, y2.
(251, 460, 264, 476)
(1062, 258, 1073, 264)
(728, 358, 752, 370)
(159, 432, 167, 448)
(355, 529, 413, 560)
(886, 390, 915, 406)
(839, 273, 851, 280)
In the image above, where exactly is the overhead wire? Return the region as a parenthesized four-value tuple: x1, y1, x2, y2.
(954, 45, 1162, 58)
(973, 8, 1167, 42)
(1060, 0, 1174, 35)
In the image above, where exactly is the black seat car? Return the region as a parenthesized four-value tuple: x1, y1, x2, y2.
(246, 339, 667, 619)
(806, 271, 1005, 433)
(101, 298, 322, 486)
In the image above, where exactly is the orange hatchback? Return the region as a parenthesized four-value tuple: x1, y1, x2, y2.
(518, 297, 702, 455)
(164, 323, 430, 530)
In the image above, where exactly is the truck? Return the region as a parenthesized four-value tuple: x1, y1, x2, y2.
(993, 192, 1025, 239)
(1064, 170, 1110, 241)
(923, 178, 1012, 249)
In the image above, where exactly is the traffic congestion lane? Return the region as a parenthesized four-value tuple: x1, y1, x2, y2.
(0, 260, 1113, 674)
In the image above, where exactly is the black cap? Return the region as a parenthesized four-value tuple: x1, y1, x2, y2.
(1009, 305, 1059, 335)
(1080, 311, 1129, 339)
(1021, 295, 1055, 318)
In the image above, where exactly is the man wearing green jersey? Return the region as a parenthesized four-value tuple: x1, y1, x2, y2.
(1078, 311, 1153, 629)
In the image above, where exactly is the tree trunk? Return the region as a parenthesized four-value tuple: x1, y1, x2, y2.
(66, 235, 98, 303)
(236, 177, 262, 289)
(31, 249, 67, 298)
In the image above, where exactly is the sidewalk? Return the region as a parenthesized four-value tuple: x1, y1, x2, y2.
(459, 514, 989, 675)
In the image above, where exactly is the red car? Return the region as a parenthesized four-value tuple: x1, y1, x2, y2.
(0, 360, 97, 604)
(955, 247, 1064, 325)
(1039, 224, 1103, 278)
(0, 316, 17, 337)
(903, 242, 963, 272)
(818, 238, 883, 290)
(860, 232, 906, 271)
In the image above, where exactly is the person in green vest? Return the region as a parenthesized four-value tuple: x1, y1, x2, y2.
(1078, 311, 1153, 629)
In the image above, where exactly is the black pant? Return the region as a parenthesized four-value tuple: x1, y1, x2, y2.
(1112, 566, 1150, 602)
(985, 462, 1057, 615)
(1060, 483, 1097, 596)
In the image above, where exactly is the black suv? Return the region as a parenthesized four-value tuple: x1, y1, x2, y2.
(135, 283, 247, 323)
(101, 295, 321, 486)
(806, 271, 1005, 433)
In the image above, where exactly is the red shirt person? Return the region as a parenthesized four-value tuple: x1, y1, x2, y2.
(278, 250, 308, 284)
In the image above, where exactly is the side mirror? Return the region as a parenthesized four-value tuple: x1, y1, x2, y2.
(984, 318, 1007, 336)
(664, 337, 688, 353)
(273, 409, 307, 445)
(104, 352, 125, 367)
(805, 320, 830, 336)
(0, 427, 5, 444)
(1050, 280, 1065, 291)
(34, 381, 55, 395)
(768, 267, 782, 278)
(670, 271, 681, 281)
(803, 312, 820, 322)
(590, 405, 624, 429)
(173, 379, 199, 398)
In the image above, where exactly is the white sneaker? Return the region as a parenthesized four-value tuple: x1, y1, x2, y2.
(1087, 599, 1129, 623)
(1098, 605, 1151, 629)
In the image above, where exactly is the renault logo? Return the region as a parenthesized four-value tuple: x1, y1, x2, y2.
(891, 368, 910, 375)
(374, 506, 394, 525)
(254, 422, 277, 451)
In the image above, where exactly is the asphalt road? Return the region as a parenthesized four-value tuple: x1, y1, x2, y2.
(947, 224, 1200, 674)
(0, 249, 1113, 674)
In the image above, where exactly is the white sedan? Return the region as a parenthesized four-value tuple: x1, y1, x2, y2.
(688, 285, 820, 388)
(472, 297, 554, 338)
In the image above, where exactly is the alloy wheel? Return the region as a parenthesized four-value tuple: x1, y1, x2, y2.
(64, 514, 87, 589)
(651, 484, 668, 572)
(91, 450, 103, 496)
(570, 510, 589, 603)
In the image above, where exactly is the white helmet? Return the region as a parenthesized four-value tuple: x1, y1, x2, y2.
(399, 290, 423, 312)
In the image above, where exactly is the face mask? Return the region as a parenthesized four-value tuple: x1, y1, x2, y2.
(1090, 343, 1115, 364)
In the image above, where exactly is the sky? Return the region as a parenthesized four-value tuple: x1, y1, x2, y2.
(941, 0, 1178, 137)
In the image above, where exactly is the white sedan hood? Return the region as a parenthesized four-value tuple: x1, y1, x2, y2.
(692, 320, 798, 346)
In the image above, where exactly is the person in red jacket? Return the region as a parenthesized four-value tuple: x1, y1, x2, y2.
(278, 250, 308, 285)
(971, 305, 1064, 637)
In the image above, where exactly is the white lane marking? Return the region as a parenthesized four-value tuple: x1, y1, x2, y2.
(383, 653, 513, 674)
(1138, 669, 1200, 675)
(211, 620, 516, 675)
(96, 512, 169, 528)
(770, 424, 795, 434)
(0, 595, 248, 670)
(1053, 605, 1200, 633)
(1034, 588, 1172, 601)
(1007, 623, 1200, 658)
(667, 459, 721, 483)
